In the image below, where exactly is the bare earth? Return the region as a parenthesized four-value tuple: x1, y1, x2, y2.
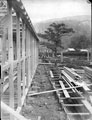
(21, 65, 66, 120)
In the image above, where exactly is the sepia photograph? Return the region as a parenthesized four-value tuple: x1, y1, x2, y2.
(0, 0, 91, 120)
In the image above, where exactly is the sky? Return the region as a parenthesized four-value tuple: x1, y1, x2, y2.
(22, 0, 91, 24)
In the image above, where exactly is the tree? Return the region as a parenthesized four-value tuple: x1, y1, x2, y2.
(38, 23, 74, 62)
(69, 34, 91, 50)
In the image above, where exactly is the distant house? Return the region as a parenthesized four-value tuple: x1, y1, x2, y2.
(65, 48, 75, 52)
(80, 49, 88, 52)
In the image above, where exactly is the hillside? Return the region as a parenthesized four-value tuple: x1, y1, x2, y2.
(34, 15, 91, 49)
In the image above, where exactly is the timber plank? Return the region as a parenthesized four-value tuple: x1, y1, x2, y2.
(59, 81, 70, 98)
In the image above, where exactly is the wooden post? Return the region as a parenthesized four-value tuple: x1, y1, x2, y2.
(34, 39, 36, 72)
(16, 13, 21, 107)
(35, 41, 38, 69)
(30, 33, 32, 79)
(91, 38, 92, 64)
(35, 40, 37, 69)
(31, 38, 34, 78)
(7, 1, 14, 120)
(1, 21, 5, 120)
(22, 21, 26, 96)
(33, 38, 35, 75)
(87, 50, 89, 61)
(36, 41, 39, 67)
(25, 27, 29, 87)
(27, 29, 31, 86)
(25, 26, 27, 87)
(34, 40, 36, 71)
(28, 31, 31, 85)
(2, 29, 6, 64)
(35, 41, 37, 69)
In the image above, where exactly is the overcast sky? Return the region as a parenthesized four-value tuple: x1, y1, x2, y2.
(22, 0, 91, 24)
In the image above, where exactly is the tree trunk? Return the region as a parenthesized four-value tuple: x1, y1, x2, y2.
(54, 48, 57, 66)
(61, 51, 63, 63)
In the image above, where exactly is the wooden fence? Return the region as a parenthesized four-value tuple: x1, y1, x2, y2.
(1, 0, 39, 120)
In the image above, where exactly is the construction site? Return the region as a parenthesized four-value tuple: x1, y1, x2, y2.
(0, 0, 92, 120)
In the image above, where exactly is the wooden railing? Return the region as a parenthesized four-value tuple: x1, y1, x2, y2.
(1, 0, 39, 120)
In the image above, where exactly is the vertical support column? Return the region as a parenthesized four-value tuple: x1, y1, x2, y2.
(30, 33, 32, 79)
(34, 40, 36, 69)
(22, 21, 26, 96)
(31, 38, 33, 78)
(2, 29, 6, 64)
(28, 29, 31, 86)
(36, 41, 38, 67)
(34, 39, 36, 72)
(32, 38, 35, 76)
(87, 50, 89, 61)
(1, 19, 5, 120)
(25, 27, 29, 87)
(25, 26, 27, 87)
(34, 40, 35, 71)
(26, 28, 31, 86)
(16, 13, 21, 107)
(7, 1, 14, 120)
(91, 38, 92, 64)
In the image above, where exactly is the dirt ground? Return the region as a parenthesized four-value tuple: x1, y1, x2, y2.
(21, 65, 66, 120)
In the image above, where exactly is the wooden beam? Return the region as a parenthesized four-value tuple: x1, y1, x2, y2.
(67, 113, 90, 115)
(59, 81, 70, 98)
(31, 38, 34, 77)
(27, 83, 92, 96)
(25, 28, 29, 87)
(4, 71, 17, 82)
(30, 33, 32, 79)
(33, 38, 35, 74)
(2, 27, 6, 64)
(70, 97, 84, 99)
(16, 88, 29, 113)
(3, 76, 17, 93)
(62, 76, 76, 93)
(62, 70, 90, 91)
(22, 21, 26, 96)
(50, 70, 54, 78)
(36, 42, 38, 68)
(63, 104, 83, 106)
(34, 40, 36, 70)
(10, 0, 39, 42)
(36, 41, 39, 66)
(39, 63, 52, 65)
(62, 70, 74, 83)
(16, 13, 21, 107)
(7, 1, 14, 119)
(91, 33, 92, 63)
(27, 29, 31, 86)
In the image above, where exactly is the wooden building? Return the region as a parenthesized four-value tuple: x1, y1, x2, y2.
(1, 0, 39, 120)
